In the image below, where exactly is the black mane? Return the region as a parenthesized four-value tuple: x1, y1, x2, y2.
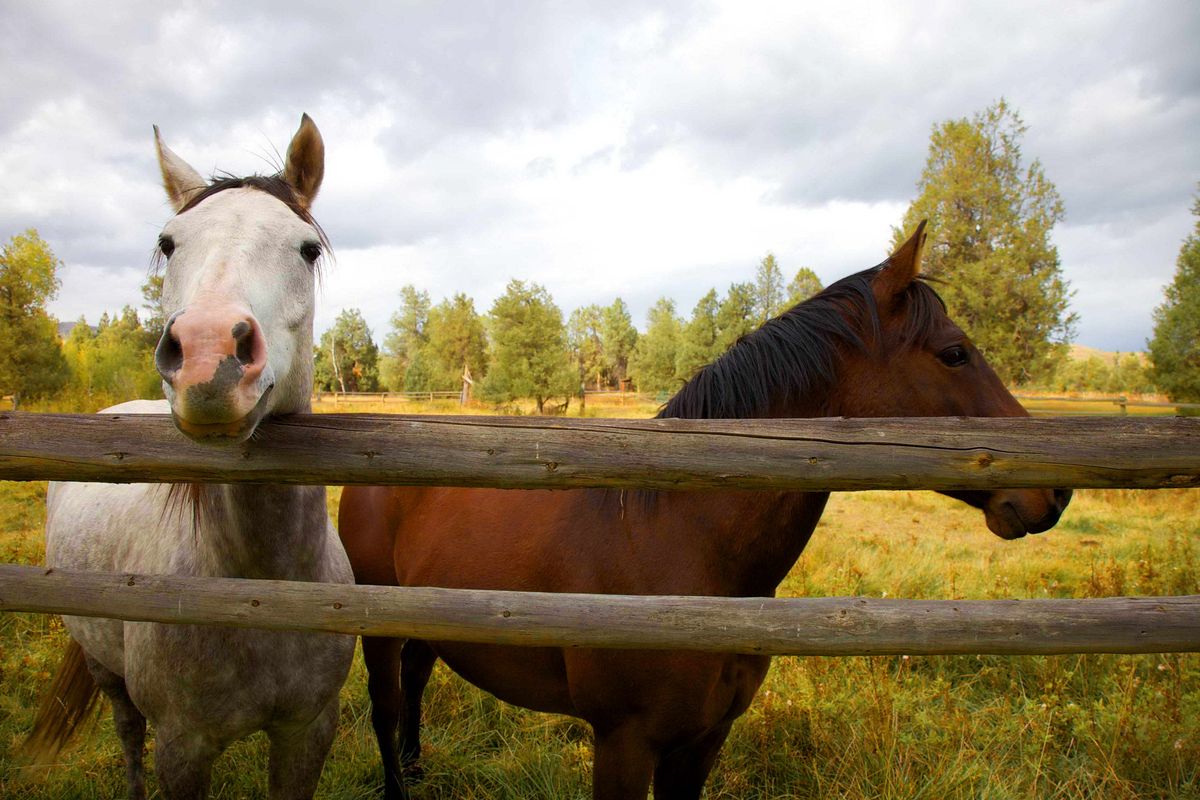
(657, 264, 947, 420)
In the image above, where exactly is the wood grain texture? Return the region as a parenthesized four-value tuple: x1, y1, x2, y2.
(1, 565, 1195, 655)
(0, 412, 1198, 490)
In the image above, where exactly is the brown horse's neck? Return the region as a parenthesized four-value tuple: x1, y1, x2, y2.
(180, 483, 331, 581)
(654, 488, 830, 597)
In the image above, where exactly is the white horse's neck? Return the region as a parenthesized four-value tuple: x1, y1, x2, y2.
(182, 482, 333, 581)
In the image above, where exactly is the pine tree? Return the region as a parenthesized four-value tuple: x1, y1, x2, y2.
(630, 297, 682, 395)
(785, 267, 823, 308)
(676, 289, 721, 380)
(893, 99, 1075, 385)
(424, 293, 488, 391)
(481, 280, 575, 413)
(381, 285, 430, 390)
(1148, 188, 1200, 401)
(568, 304, 606, 391)
(754, 253, 785, 322)
(0, 229, 69, 401)
(715, 282, 756, 352)
(600, 298, 638, 388)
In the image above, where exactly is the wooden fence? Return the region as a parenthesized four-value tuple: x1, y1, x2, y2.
(2, 411, 1199, 655)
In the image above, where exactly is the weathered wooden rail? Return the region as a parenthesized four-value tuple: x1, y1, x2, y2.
(1, 412, 1198, 490)
(3, 565, 1197, 656)
(3, 412, 1199, 655)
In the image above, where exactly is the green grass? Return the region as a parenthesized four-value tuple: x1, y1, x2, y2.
(1, 403, 1198, 798)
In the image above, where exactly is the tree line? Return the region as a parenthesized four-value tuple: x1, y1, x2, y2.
(2, 99, 1197, 409)
(312, 258, 827, 412)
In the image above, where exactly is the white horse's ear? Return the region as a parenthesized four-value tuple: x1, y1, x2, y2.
(154, 126, 207, 212)
(874, 220, 927, 303)
(284, 113, 324, 209)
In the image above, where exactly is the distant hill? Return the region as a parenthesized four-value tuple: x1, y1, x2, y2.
(1068, 344, 1148, 365)
(57, 320, 97, 339)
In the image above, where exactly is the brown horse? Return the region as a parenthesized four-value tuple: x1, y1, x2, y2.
(338, 223, 1072, 799)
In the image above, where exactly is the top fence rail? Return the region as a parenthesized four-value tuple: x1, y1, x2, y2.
(1, 412, 1197, 491)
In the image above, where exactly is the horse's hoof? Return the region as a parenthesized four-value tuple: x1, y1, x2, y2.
(401, 760, 425, 784)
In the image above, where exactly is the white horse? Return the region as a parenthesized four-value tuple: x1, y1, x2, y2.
(26, 116, 355, 800)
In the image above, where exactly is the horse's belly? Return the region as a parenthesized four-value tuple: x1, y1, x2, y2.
(433, 642, 577, 717)
(124, 622, 354, 739)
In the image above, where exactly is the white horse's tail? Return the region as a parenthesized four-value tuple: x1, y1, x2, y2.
(22, 638, 101, 763)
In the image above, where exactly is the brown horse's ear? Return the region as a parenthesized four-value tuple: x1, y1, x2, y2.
(284, 113, 325, 209)
(154, 126, 207, 212)
(874, 220, 928, 303)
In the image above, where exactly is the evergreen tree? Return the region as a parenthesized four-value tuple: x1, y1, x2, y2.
(481, 280, 575, 413)
(893, 99, 1075, 385)
(715, 281, 757, 352)
(0, 229, 69, 401)
(600, 298, 638, 388)
(140, 272, 166, 347)
(785, 267, 824, 308)
(568, 304, 606, 391)
(1148, 189, 1200, 401)
(754, 253, 785, 322)
(676, 288, 721, 379)
(381, 285, 430, 390)
(424, 293, 488, 390)
(630, 297, 682, 394)
(315, 308, 380, 392)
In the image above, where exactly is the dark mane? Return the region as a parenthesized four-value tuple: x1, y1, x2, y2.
(658, 264, 947, 420)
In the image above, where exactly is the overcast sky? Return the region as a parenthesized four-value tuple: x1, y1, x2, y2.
(2, 1, 1197, 353)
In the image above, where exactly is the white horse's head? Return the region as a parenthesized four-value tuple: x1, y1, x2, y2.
(152, 115, 326, 441)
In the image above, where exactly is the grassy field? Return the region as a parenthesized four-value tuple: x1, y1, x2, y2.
(1, 401, 1198, 798)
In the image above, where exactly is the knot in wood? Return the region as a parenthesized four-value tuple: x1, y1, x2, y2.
(975, 452, 994, 468)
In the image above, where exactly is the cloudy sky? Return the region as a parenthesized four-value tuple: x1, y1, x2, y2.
(2, 1, 1197, 353)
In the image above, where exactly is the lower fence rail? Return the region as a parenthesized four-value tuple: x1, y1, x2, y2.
(1, 564, 1196, 656)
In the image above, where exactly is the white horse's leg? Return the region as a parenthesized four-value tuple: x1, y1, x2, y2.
(266, 698, 340, 799)
(153, 724, 221, 800)
(83, 655, 148, 800)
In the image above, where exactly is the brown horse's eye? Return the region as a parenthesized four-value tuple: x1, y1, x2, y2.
(300, 241, 322, 264)
(939, 346, 970, 368)
(158, 235, 175, 258)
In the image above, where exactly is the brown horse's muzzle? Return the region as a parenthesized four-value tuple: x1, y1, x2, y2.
(944, 488, 1073, 539)
(155, 305, 273, 440)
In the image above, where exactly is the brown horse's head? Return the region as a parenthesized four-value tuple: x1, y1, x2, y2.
(662, 221, 1070, 539)
(834, 222, 1071, 538)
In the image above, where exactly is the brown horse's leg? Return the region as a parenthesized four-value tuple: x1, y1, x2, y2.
(591, 724, 656, 800)
(84, 655, 148, 800)
(398, 639, 437, 779)
(362, 635, 408, 800)
(652, 721, 734, 800)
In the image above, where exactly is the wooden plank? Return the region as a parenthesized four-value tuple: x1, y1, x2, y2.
(0, 412, 1197, 490)
(1, 565, 1195, 656)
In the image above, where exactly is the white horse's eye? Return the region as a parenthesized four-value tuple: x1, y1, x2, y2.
(300, 241, 321, 264)
(158, 235, 176, 258)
